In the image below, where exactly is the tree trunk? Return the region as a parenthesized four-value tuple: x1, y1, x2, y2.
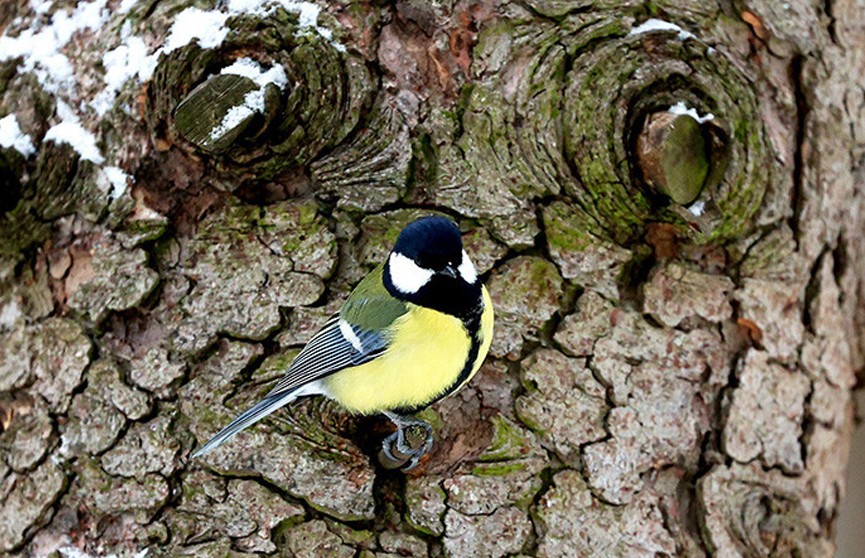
(1, 0, 862, 556)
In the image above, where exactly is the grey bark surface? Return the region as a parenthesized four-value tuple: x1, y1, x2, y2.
(0, 0, 863, 556)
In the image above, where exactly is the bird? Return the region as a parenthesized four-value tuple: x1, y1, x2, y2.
(192, 215, 494, 469)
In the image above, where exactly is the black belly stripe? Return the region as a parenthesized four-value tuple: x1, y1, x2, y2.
(390, 307, 484, 416)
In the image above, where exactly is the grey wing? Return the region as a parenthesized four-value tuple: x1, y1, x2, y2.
(266, 314, 389, 396)
(192, 315, 388, 457)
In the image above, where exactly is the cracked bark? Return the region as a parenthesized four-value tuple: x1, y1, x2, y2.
(1, 0, 863, 556)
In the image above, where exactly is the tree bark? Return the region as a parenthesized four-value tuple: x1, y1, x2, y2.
(1, 0, 863, 556)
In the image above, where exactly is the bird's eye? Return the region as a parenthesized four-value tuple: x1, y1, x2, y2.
(416, 254, 443, 271)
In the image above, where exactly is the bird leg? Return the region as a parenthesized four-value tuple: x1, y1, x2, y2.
(378, 412, 433, 471)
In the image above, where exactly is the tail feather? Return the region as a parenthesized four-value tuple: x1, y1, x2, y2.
(193, 389, 300, 458)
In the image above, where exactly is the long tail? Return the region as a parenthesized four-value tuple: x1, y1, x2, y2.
(193, 383, 320, 458)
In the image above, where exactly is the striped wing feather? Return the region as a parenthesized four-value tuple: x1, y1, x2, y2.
(193, 264, 405, 457)
(266, 314, 389, 396)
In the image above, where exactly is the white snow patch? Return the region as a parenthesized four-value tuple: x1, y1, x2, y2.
(163, 7, 231, 53)
(59, 546, 92, 558)
(91, 35, 157, 115)
(0, 114, 36, 157)
(293, 1, 320, 27)
(36, 53, 75, 92)
(66, 0, 108, 29)
(0, 299, 21, 329)
(0, 0, 110, 93)
(209, 89, 266, 140)
(56, 99, 77, 122)
(688, 200, 706, 217)
(30, 0, 54, 15)
(220, 57, 288, 89)
(104, 35, 153, 87)
(117, 0, 139, 14)
(210, 58, 288, 140)
(102, 166, 131, 199)
(159, 0, 345, 53)
(668, 101, 715, 123)
(629, 18, 695, 41)
(44, 120, 104, 164)
(208, 58, 290, 140)
(1, 0, 343, 164)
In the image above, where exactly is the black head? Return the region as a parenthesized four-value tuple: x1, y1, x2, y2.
(392, 216, 463, 274)
(384, 216, 483, 320)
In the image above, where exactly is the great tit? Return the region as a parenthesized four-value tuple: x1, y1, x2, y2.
(193, 215, 494, 469)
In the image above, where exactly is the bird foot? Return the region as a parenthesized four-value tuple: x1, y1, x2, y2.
(378, 416, 433, 471)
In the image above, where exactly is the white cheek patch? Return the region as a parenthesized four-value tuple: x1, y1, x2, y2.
(389, 252, 434, 294)
(458, 250, 478, 284)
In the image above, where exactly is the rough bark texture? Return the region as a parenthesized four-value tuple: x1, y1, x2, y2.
(1, 0, 863, 556)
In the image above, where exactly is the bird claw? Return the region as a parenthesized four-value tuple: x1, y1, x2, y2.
(378, 418, 433, 471)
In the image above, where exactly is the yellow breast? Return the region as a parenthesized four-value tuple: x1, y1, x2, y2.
(324, 287, 494, 415)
